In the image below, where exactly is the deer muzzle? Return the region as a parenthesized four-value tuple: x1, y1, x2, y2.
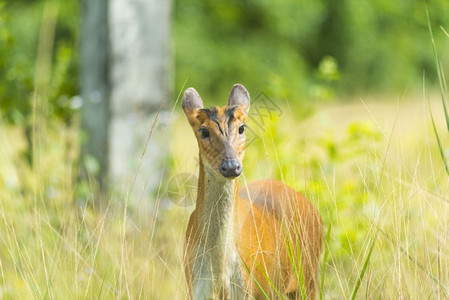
(219, 159, 242, 178)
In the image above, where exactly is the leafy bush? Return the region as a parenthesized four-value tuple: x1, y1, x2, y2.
(0, 1, 79, 125)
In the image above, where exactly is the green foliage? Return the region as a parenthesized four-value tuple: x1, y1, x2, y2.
(175, 0, 449, 105)
(0, 1, 79, 125)
(2, 0, 449, 127)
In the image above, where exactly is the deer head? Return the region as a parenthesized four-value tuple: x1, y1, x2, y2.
(182, 84, 250, 179)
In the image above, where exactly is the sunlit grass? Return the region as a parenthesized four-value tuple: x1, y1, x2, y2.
(427, 9, 449, 177)
(1, 94, 449, 298)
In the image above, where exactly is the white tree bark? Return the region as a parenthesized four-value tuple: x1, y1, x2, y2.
(108, 0, 171, 202)
(81, 0, 170, 203)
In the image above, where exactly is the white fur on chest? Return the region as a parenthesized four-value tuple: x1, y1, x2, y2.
(191, 245, 244, 300)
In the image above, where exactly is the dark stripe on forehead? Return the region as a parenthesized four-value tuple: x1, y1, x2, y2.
(200, 107, 218, 121)
(225, 106, 238, 120)
(200, 107, 224, 134)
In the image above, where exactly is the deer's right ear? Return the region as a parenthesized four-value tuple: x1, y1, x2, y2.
(182, 87, 204, 125)
(228, 84, 250, 114)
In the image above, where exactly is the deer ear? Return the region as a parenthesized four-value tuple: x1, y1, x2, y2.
(183, 87, 204, 112)
(228, 84, 250, 114)
(182, 87, 204, 126)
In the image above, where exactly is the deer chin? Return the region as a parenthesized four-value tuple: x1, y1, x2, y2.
(202, 161, 228, 181)
(220, 171, 242, 180)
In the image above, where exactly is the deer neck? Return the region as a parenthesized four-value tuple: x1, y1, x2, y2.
(190, 159, 246, 298)
(195, 159, 239, 252)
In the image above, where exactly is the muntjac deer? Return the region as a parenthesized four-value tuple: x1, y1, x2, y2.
(183, 84, 323, 299)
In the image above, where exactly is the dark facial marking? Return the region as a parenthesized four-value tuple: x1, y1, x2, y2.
(200, 107, 218, 120)
(199, 106, 245, 137)
(225, 106, 238, 121)
(200, 107, 224, 135)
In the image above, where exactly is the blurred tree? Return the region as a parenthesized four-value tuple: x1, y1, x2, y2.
(81, 0, 171, 200)
(80, 0, 108, 185)
(108, 0, 171, 201)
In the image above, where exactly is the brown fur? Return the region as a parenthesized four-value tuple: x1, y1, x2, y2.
(183, 85, 323, 299)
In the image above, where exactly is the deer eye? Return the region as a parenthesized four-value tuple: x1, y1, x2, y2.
(200, 128, 210, 138)
(239, 125, 245, 135)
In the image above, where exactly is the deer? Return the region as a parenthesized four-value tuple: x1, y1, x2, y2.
(182, 84, 323, 300)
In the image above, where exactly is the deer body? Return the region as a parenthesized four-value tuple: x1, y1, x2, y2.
(183, 84, 323, 299)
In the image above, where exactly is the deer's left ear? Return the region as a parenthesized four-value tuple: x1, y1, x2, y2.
(228, 84, 250, 114)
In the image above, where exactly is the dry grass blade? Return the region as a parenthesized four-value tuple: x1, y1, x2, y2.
(374, 224, 449, 295)
(240, 257, 270, 300)
(283, 223, 306, 299)
(320, 221, 332, 300)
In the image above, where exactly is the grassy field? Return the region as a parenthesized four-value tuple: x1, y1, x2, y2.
(1, 94, 449, 299)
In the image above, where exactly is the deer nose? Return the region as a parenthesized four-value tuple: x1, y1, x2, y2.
(219, 159, 242, 178)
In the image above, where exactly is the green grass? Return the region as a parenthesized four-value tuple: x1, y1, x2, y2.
(350, 230, 377, 299)
(427, 9, 449, 176)
(1, 94, 449, 298)
(319, 220, 331, 300)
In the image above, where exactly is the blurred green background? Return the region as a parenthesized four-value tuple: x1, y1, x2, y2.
(2, 0, 449, 125)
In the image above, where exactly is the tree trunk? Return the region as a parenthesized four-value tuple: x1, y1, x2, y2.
(81, 0, 171, 203)
(80, 0, 109, 186)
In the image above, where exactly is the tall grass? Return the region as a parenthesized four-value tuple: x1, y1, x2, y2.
(427, 9, 449, 176)
(2, 94, 449, 298)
